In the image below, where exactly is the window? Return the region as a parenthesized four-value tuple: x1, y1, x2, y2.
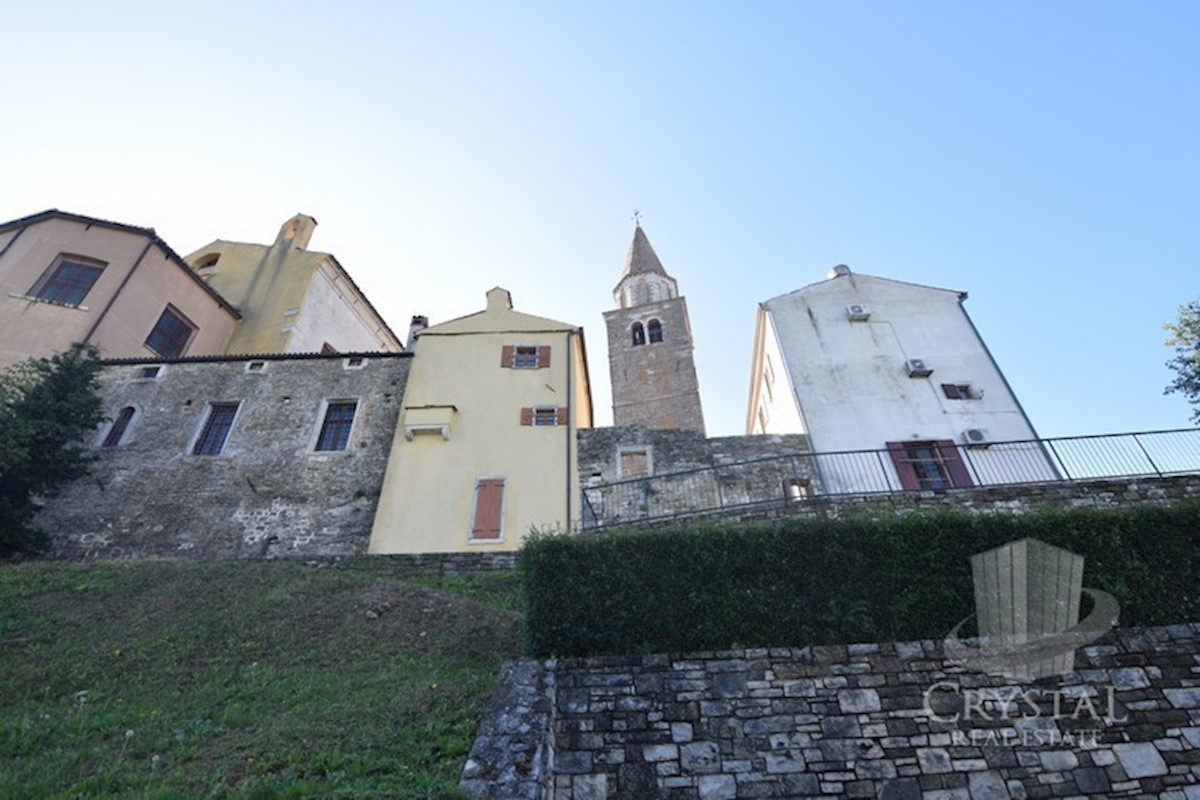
(886, 440, 973, 491)
(631, 322, 645, 346)
(145, 306, 196, 359)
(344, 356, 365, 369)
(514, 347, 539, 369)
(520, 406, 567, 426)
(193, 403, 239, 455)
(501, 345, 551, 369)
(942, 383, 976, 400)
(29, 256, 105, 306)
(102, 407, 136, 447)
(647, 319, 663, 343)
(246, 361, 267, 373)
(470, 478, 506, 541)
(618, 449, 651, 479)
(315, 401, 357, 451)
(137, 365, 161, 380)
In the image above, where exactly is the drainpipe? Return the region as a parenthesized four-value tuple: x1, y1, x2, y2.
(83, 240, 155, 346)
(565, 329, 574, 530)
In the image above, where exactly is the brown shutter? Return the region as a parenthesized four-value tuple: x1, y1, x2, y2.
(936, 440, 975, 488)
(556, 406, 568, 426)
(886, 441, 921, 491)
(501, 345, 515, 367)
(520, 407, 533, 426)
(471, 478, 505, 539)
(537, 346, 551, 369)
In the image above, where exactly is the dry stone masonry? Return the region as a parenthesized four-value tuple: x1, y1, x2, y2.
(465, 624, 1200, 798)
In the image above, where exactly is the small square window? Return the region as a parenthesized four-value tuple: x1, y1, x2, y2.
(246, 361, 267, 373)
(343, 356, 365, 369)
(29, 256, 106, 306)
(533, 406, 558, 426)
(193, 403, 239, 455)
(619, 450, 650, 479)
(145, 306, 196, 360)
(514, 347, 539, 369)
(941, 383, 975, 400)
(315, 401, 357, 451)
(137, 365, 162, 379)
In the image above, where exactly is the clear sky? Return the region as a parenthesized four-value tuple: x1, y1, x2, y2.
(2, 1, 1196, 438)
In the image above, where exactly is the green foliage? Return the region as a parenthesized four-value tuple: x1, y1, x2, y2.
(0, 344, 105, 557)
(521, 504, 1200, 657)
(0, 558, 522, 797)
(1165, 299, 1200, 424)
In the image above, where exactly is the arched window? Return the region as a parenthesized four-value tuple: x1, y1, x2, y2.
(647, 319, 663, 343)
(102, 406, 136, 447)
(631, 322, 645, 346)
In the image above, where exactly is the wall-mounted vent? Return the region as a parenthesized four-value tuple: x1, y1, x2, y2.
(905, 359, 933, 378)
(846, 303, 871, 322)
(963, 427, 992, 448)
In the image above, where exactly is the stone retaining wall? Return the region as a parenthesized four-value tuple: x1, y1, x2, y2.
(465, 624, 1200, 798)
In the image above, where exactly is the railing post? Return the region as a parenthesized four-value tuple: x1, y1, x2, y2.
(1131, 433, 1163, 477)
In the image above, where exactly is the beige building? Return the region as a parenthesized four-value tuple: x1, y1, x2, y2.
(369, 288, 593, 553)
(185, 214, 402, 355)
(0, 210, 240, 367)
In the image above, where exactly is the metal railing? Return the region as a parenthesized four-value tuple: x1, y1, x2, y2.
(580, 428, 1200, 530)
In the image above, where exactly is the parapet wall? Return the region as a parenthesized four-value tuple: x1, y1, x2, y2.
(466, 624, 1200, 798)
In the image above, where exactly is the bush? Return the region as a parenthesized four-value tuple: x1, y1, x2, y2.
(521, 504, 1200, 657)
(0, 344, 105, 556)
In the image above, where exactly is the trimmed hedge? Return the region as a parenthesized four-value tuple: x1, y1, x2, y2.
(520, 504, 1200, 657)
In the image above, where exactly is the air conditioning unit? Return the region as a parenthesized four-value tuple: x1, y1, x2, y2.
(846, 303, 871, 322)
(904, 358, 933, 378)
(963, 427, 992, 448)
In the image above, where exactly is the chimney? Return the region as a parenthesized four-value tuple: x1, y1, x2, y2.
(406, 315, 429, 350)
(275, 214, 318, 250)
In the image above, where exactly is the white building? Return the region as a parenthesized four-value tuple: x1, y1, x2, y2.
(746, 265, 1057, 493)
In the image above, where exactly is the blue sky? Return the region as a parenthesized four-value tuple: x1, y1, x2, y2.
(2, 1, 1196, 437)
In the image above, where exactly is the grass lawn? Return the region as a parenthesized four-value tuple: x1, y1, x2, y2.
(0, 559, 523, 798)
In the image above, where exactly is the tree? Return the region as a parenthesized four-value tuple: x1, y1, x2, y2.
(0, 344, 105, 557)
(1164, 300, 1200, 426)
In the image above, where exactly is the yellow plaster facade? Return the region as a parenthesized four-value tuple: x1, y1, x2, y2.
(369, 288, 593, 554)
(185, 214, 402, 355)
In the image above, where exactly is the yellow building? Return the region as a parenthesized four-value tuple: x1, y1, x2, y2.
(185, 214, 402, 354)
(0, 210, 240, 368)
(369, 287, 593, 553)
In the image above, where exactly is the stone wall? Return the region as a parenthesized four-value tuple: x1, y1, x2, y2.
(579, 427, 812, 527)
(36, 353, 410, 559)
(465, 624, 1200, 798)
(584, 471, 1200, 531)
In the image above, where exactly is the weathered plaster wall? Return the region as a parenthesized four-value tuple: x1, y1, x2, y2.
(37, 354, 410, 559)
(465, 624, 1200, 799)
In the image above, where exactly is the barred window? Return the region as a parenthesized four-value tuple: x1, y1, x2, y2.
(193, 403, 239, 455)
(315, 401, 357, 451)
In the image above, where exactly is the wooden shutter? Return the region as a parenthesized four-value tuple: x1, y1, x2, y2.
(886, 441, 922, 491)
(537, 346, 551, 369)
(936, 440, 974, 487)
(520, 407, 533, 426)
(471, 479, 505, 539)
(501, 345, 515, 367)
(556, 406, 568, 425)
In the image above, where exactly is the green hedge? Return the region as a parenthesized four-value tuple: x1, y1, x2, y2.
(520, 504, 1200, 657)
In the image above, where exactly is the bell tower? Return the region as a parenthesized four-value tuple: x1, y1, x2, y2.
(603, 225, 706, 433)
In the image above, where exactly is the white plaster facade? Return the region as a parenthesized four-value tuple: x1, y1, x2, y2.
(747, 266, 1056, 493)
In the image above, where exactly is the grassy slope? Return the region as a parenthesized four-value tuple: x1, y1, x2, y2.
(0, 559, 523, 799)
